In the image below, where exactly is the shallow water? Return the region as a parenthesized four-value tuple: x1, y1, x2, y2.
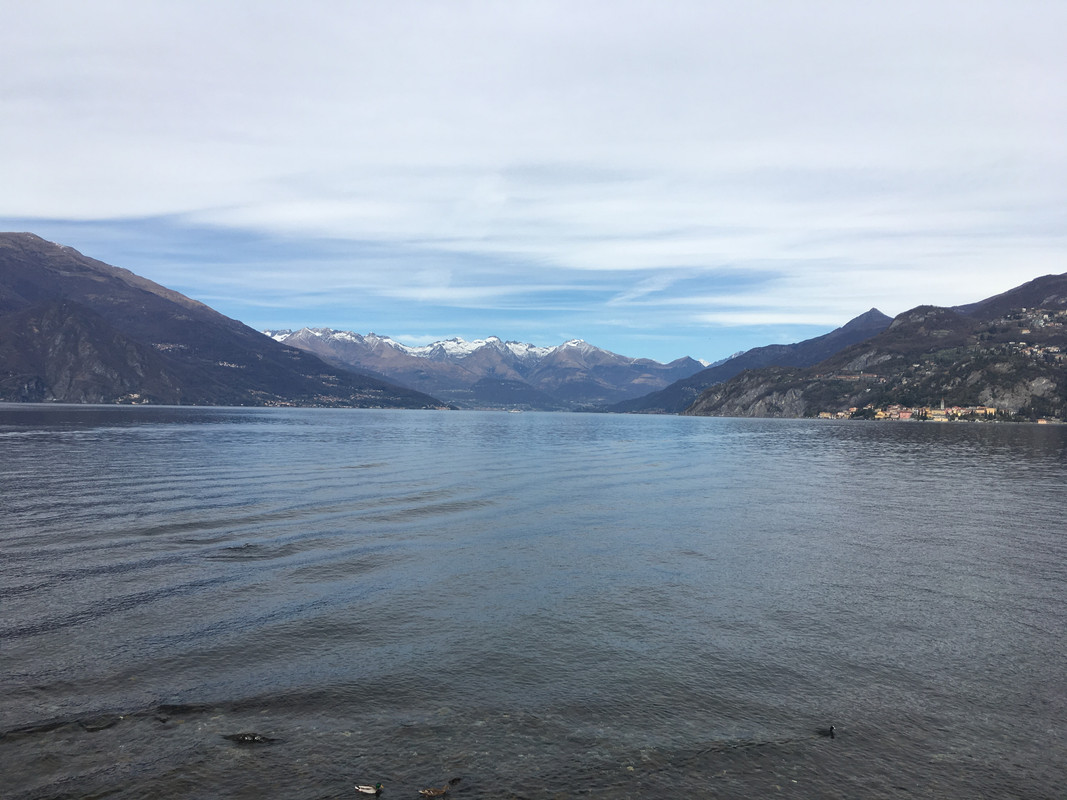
(1, 406, 1064, 798)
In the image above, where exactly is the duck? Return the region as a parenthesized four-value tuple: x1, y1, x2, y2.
(815, 725, 836, 739)
(355, 784, 383, 795)
(222, 732, 276, 744)
(419, 777, 462, 797)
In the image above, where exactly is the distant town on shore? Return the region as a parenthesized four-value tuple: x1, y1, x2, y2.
(818, 401, 1060, 424)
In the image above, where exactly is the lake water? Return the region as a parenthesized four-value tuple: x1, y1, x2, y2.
(1, 405, 1064, 799)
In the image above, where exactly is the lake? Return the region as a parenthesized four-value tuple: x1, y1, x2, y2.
(1, 405, 1064, 799)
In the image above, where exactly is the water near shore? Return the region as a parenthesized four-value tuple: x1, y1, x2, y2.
(1, 405, 1064, 799)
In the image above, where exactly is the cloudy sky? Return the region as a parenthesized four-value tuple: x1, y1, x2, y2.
(2, 1, 1064, 363)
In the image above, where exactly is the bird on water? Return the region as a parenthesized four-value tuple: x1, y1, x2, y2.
(816, 725, 836, 738)
(419, 778, 462, 797)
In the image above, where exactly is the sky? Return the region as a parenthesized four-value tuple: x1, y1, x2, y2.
(2, 1, 1065, 364)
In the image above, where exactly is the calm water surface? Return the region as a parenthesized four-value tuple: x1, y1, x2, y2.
(1, 405, 1064, 799)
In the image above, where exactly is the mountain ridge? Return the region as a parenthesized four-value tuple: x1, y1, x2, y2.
(4, 231, 1062, 417)
(684, 273, 1067, 420)
(608, 307, 894, 414)
(265, 327, 705, 410)
(0, 233, 446, 408)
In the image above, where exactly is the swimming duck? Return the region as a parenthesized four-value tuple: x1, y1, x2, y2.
(222, 732, 276, 744)
(815, 725, 836, 739)
(355, 783, 383, 795)
(419, 778, 461, 796)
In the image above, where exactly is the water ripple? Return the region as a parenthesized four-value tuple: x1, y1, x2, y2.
(1, 409, 1064, 799)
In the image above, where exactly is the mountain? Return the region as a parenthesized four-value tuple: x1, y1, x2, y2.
(684, 273, 1067, 420)
(608, 308, 893, 414)
(953, 271, 1067, 319)
(264, 328, 705, 410)
(0, 233, 445, 408)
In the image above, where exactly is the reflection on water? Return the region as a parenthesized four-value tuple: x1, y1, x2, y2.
(1, 406, 1065, 798)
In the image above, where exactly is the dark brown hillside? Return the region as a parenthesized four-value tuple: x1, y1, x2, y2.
(0, 300, 187, 403)
(814, 306, 983, 372)
(610, 308, 892, 413)
(685, 277, 1067, 419)
(955, 272, 1067, 320)
(0, 233, 445, 408)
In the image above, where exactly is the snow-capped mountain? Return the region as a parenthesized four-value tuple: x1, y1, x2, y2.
(401, 335, 553, 364)
(263, 328, 704, 410)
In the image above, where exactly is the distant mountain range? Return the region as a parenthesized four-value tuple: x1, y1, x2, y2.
(607, 308, 894, 414)
(684, 273, 1067, 420)
(264, 328, 705, 410)
(3, 231, 1063, 419)
(0, 233, 443, 408)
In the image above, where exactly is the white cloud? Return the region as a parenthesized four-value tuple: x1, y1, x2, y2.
(2, 0, 1065, 360)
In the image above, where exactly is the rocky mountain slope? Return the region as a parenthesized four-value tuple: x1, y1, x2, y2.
(0, 233, 444, 408)
(609, 308, 893, 414)
(684, 273, 1067, 420)
(265, 328, 705, 410)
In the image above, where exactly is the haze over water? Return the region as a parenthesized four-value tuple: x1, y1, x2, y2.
(1, 405, 1064, 799)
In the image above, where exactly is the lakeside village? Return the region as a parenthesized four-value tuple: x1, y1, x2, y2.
(816, 401, 1059, 423)
(817, 307, 1066, 424)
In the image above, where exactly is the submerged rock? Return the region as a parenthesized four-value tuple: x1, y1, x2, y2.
(79, 715, 123, 732)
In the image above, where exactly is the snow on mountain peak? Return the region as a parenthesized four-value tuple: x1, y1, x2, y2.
(263, 328, 649, 366)
(330, 330, 363, 343)
(505, 340, 553, 360)
(422, 337, 506, 358)
(559, 339, 608, 357)
(358, 333, 403, 351)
